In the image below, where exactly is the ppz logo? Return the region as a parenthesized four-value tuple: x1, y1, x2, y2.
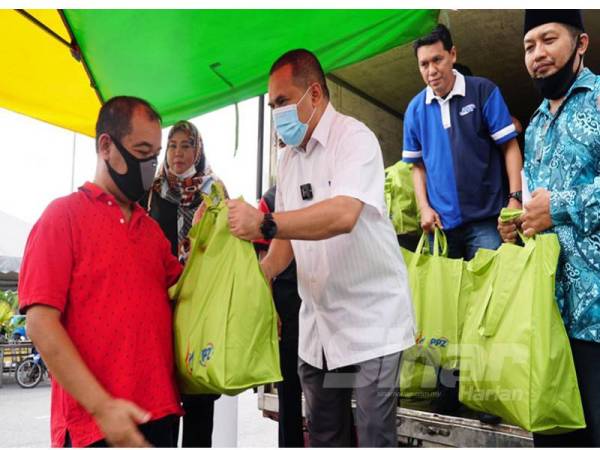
(459, 103, 476, 117)
(200, 343, 214, 367)
(185, 341, 195, 375)
(415, 332, 448, 348)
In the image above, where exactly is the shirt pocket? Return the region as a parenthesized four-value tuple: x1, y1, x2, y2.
(311, 179, 332, 203)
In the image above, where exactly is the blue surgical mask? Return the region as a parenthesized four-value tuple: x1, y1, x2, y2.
(272, 87, 316, 147)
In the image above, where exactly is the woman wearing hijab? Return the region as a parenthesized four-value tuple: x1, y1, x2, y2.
(144, 120, 226, 447)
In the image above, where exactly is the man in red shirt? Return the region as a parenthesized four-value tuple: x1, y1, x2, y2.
(18, 96, 183, 447)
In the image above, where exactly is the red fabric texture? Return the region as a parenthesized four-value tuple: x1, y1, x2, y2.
(18, 182, 183, 447)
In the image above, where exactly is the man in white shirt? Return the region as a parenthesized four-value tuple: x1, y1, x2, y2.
(227, 49, 415, 447)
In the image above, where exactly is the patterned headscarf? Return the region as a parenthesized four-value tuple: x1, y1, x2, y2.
(149, 120, 220, 263)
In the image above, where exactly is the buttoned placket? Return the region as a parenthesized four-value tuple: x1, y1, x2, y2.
(104, 197, 135, 231)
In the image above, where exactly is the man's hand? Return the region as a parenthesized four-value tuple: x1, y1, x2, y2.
(92, 398, 152, 447)
(507, 198, 522, 210)
(522, 188, 553, 237)
(420, 205, 443, 233)
(227, 199, 264, 241)
(498, 217, 521, 244)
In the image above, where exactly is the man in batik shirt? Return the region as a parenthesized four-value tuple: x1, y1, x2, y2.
(499, 10, 599, 446)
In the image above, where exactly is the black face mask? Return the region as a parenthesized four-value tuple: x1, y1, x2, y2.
(106, 135, 158, 202)
(532, 36, 582, 100)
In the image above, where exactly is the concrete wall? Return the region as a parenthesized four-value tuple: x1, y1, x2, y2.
(328, 79, 403, 168)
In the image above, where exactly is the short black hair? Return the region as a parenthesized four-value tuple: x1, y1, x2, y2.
(269, 49, 330, 98)
(95, 96, 161, 149)
(453, 63, 473, 76)
(413, 24, 454, 57)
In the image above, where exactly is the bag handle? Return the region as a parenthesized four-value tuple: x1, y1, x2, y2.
(433, 227, 448, 257)
(499, 207, 530, 243)
(415, 228, 448, 257)
(170, 187, 224, 301)
(201, 182, 226, 208)
(477, 238, 535, 337)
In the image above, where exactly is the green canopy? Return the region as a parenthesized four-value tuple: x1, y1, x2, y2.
(67, 10, 437, 128)
(1, 9, 437, 135)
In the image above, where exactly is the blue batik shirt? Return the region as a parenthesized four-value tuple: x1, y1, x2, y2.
(524, 67, 600, 343)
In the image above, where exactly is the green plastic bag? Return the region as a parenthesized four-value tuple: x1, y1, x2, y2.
(459, 209, 585, 433)
(384, 161, 420, 235)
(169, 187, 282, 395)
(399, 350, 438, 399)
(400, 229, 469, 370)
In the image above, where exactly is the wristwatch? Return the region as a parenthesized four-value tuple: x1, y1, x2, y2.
(508, 191, 523, 203)
(260, 213, 278, 240)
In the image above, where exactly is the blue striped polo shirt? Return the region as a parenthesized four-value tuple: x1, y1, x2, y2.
(402, 71, 518, 230)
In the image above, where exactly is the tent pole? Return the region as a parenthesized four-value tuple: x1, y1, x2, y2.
(256, 95, 265, 202)
(58, 10, 105, 104)
(15, 10, 71, 49)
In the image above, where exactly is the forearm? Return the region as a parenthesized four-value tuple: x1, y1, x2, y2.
(261, 239, 294, 280)
(412, 163, 430, 211)
(27, 306, 111, 416)
(501, 138, 523, 193)
(273, 196, 363, 240)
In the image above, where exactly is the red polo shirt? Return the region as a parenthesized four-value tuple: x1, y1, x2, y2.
(18, 182, 184, 447)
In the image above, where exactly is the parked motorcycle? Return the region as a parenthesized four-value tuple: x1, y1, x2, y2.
(15, 350, 48, 388)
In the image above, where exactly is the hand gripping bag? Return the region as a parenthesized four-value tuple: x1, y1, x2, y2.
(459, 209, 585, 433)
(401, 229, 469, 370)
(169, 187, 282, 395)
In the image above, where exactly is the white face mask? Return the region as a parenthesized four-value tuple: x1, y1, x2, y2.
(169, 165, 196, 180)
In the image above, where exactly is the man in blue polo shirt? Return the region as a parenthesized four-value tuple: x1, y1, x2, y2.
(402, 23, 523, 416)
(403, 23, 523, 255)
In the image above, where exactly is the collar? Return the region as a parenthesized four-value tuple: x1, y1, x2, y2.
(425, 70, 465, 105)
(80, 181, 145, 214)
(533, 67, 595, 118)
(294, 101, 335, 154)
(80, 181, 111, 200)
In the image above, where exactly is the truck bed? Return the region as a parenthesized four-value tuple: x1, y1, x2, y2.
(257, 387, 533, 447)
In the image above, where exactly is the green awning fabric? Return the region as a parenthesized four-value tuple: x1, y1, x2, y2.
(64, 10, 438, 127)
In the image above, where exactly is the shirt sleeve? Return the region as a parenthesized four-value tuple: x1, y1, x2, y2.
(550, 175, 600, 236)
(331, 125, 386, 217)
(482, 86, 518, 145)
(402, 101, 423, 163)
(18, 199, 74, 314)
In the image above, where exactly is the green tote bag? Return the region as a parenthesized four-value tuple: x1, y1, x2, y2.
(384, 161, 420, 235)
(401, 229, 469, 370)
(169, 188, 282, 395)
(459, 209, 585, 433)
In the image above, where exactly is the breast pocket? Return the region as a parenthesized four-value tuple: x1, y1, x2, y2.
(287, 179, 331, 206)
(311, 180, 332, 203)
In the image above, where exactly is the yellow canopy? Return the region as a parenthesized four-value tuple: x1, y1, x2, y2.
(0, 10, 100, 136)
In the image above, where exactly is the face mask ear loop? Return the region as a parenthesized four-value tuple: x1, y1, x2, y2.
(301, 84, 318, 126)
(574, 34, 584, 73)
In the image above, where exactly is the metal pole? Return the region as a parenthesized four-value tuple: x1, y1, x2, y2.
(70, 132, 77, 192)
(256, 95, 265, 201)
